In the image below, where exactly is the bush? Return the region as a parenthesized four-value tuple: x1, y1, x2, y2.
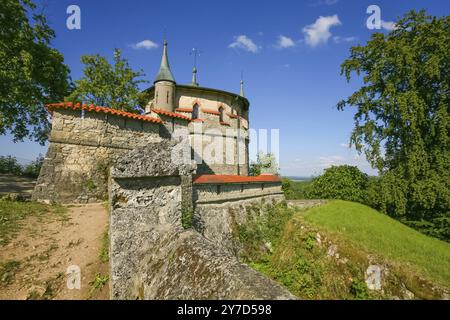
(22, 155, 44, 178)
(0, 156, 23, 175)
(282, 179, 313, 200)
(308, 165, 368, 203)
(0, 155, 43, 178)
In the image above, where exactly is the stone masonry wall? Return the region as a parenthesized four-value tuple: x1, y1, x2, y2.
(109, 141, 293, 299)
(33, 109, 161, 203)
(193, 182, 284, 253)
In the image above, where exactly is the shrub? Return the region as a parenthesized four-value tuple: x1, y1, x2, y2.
(0, 156, 23, 175)
(282, 179, 313, 200)
(0, 155, 43, 178)
(308, 165, 368, 203)
(22, 155, 44, 178)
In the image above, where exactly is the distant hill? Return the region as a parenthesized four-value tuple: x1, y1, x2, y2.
(283, 176, 313, 182)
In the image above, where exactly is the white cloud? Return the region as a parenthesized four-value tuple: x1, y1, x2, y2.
(302, 14, 341, 47)
(333, 36, 356, 43)
(229, 35, 259, 53)
(339, 142, 350, 148)
(319, 155, 345, 168)
(132, 40, 158, 50)
(381, 20, 397, 31)
(276, 35, 295, 49)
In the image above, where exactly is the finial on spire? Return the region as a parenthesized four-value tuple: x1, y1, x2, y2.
(239, 71, 245, 97)
(189, 48, 201, 86)
(154, 38, 175, 84)
(191, 67, 199, 87)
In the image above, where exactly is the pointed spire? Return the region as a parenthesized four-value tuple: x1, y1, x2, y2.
(191, 67, 199, 86)
(154, 39, 176, 83)
(239, 71, 245, 97)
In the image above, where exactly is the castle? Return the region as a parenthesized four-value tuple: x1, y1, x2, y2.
(33, 40, 281, 204)
(31, 41, 288, 299)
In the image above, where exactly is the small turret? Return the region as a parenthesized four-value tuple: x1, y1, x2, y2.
(154, 39, 176, 111)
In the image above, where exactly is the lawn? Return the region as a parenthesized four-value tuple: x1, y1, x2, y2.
(303, 200, 450, 288)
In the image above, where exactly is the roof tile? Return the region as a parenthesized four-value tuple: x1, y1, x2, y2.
(152, 108, 191, 121)
(45, 102, 164, 124)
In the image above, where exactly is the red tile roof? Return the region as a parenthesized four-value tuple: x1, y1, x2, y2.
(220, 121, 231, 126)
(201, 108, 221, 116)
(152, 108, 191, 121)
(175, 107, 193, 113)
(193, 174, 281, 184)
(227, 113, 238, 119)
(190, 118, 205, 123)
(46, 102, 164, 124)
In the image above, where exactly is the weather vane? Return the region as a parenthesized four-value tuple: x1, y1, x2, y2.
(190, 47, 202, 68)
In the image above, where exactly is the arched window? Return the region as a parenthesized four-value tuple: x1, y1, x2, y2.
(192, 104, 199, 119)
(219, 107, 224, 123)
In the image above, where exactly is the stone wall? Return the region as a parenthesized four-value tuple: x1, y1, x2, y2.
(193, 182, 284, 253)
(109, 141, 293, 300)
(33, 108, 161, 203)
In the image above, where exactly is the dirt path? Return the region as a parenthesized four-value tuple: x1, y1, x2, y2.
(0, 203, 109, 300)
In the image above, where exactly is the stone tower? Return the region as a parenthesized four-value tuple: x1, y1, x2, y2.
(153, 39, 176, 111)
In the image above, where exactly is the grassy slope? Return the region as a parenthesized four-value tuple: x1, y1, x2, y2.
(0, 199, 66, 246)
(303, 200, 450, 288)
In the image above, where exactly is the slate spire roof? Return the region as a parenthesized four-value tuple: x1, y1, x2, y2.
(154, 39, 176, 83)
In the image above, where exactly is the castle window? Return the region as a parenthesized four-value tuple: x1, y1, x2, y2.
(219, 107, 224, 122)
(216, 185, 221, 194)
(192, 104, 199, 119)
(166, 91, 169, 103)
(156, 92, 158, 104)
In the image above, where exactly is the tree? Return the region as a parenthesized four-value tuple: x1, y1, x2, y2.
(249, 151, 279, 176)
(0, 0, 71, 144)
(67, 49, 148, 113)
(337, 11, 450, 223)
(0, 156, 23, 176)
(308, 165, 369, 203)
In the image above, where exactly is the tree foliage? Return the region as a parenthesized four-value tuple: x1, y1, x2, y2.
(67, 49, 147, 113)
(338, 10, 450, 224)
(0, 0, 71, 144)
(0, 154, 43, 178)
(249, 151, 279, 176)
(308, 165, 369, 203)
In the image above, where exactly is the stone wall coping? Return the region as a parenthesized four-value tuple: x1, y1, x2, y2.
(46, 102, 164, 124)
(193, 174, 281, 185)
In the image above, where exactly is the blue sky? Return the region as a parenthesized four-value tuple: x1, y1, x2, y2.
(1, 0, 448, 176)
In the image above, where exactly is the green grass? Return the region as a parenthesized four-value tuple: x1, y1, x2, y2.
(89, 273, 109, 296)
(0, 260, 21, 286)
(99, 229, 109, 263)
(303, 200, 450, 288)
(0, 199, 67, 246)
